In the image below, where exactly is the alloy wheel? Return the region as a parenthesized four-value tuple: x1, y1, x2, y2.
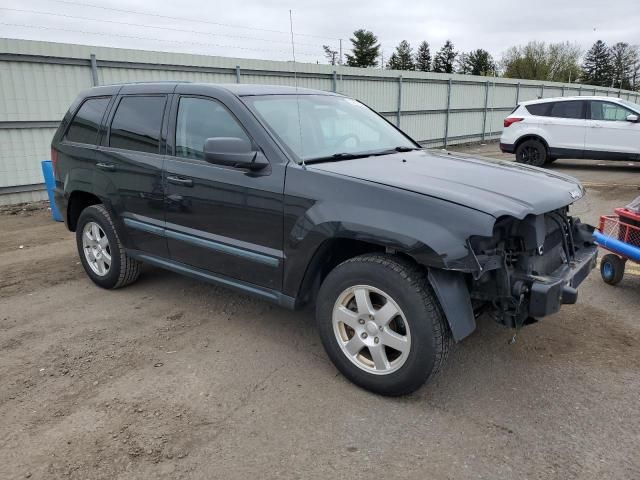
(82, 221, 111, 276)
(332, 285, 411, 375)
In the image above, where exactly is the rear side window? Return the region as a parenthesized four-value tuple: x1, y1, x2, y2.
(65, 97, 111, 145)
(549, 101, 584, 119)
(525, 102, 552, 116)
(175, 97, 250, 160)
(109, 96, 166, 154)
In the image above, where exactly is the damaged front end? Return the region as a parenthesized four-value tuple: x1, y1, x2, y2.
(468, 208, 598, 328)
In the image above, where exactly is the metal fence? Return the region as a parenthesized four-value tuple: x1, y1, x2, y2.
(2, 38, 639, 205)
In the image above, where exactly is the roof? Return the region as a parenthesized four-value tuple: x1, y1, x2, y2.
(89, 82, 336, 97)
(519, 95, 627, 105)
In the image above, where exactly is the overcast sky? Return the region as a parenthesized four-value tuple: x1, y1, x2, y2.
(2, 0, 640, 64)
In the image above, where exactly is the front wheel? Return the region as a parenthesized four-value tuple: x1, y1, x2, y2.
(515, 139, 547, 167)
(315, 254, 452, 396)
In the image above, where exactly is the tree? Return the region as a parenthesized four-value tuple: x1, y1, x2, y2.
(415, 41, 431, 72)
(458, 49, 496, 76)
(432, 40, 457, 73)
(610, 42, 636, 89)
(387, 40, 415, 70)
(581, 40, 613, 87)
(345, 29, 380, 68)
(502, 41, 581, 83)
(322, 45, 339, 66)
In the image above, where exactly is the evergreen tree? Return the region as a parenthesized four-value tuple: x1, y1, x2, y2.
(415, 41, 431, 72)
(432, 40, 457, 73)
(345, 29, 381, 68)
(581, 40, 613, 87)
(322, 45, 339, 66)
(466, 49, 496, 76)
(387, 40, 415, 70)
(610, 42, 634, 89)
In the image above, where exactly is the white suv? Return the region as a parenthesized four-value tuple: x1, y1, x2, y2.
(500, 96, 640, 166)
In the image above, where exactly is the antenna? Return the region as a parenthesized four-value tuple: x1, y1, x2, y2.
(289, 9, 305, 168)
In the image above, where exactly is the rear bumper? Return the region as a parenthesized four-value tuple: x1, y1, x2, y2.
(53, 187, 69, 229)
(500, 142, 515, 154)
(525, 244, 598, 317)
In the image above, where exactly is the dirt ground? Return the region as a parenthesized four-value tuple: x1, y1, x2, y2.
(1, 146, 640, 479)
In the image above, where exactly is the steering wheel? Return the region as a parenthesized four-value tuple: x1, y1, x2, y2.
(334, 133, 360, 149)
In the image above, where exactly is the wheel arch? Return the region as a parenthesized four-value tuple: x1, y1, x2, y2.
(66, 190, 103, 231)
(514, 134, 550, 154)
(292, 236, 477, 342)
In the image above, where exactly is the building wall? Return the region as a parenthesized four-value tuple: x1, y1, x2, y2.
(2, 38, 638, 205)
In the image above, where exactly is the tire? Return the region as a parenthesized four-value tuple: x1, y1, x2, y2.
(515, 139, 547, 167)
(315, 253, 452, 396)
(75, 204, 141, 289)
(600, 253, 625, 286)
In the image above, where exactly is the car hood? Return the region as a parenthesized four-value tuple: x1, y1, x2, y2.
(308, 149, 584, 219)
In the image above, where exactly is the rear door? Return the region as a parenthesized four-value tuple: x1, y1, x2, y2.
(542, 100, 587, 157)
(163, 92, 285, 290)
(96, 90, 170, 257)
(584, 100, 640, 159)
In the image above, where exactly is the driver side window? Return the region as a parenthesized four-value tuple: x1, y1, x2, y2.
(175, 97, 250, 160)
(590, 101, 633, 122)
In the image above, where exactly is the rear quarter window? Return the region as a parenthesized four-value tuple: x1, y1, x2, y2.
(65, 97, 111, 145)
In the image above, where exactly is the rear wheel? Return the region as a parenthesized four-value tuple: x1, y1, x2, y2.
(515, 139, 547, 167)
(600, 254, 625, 285)
(315, 254, 452, 396)
(76, 205, 141, 289)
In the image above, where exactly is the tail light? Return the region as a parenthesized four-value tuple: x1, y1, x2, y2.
(51, 148, 58, 175)
(504, 117, 524, 128)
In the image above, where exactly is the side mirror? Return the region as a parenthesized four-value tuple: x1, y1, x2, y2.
(626, 114, 639, 123)
(203, 137, 268, 171)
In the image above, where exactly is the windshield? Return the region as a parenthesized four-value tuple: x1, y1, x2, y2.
(619, 98, 640, 113)
(243, 94, 418, 162)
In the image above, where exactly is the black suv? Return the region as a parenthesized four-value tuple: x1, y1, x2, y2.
(52, 82, 597, 395)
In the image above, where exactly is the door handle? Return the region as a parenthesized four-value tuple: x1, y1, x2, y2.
(167, 176, 194, 187)
(96, 162, 115, 171)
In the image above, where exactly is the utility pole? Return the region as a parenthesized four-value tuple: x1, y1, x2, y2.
(339, 39, 342, 65)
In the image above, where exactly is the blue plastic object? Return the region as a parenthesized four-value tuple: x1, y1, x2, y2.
(593, 230, 640, 263)
(41, 160, 63, 222)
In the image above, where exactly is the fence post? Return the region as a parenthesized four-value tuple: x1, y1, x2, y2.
(235, 65, 241, 83)
(90, 54, 99, 87)
(515, 82, 520, 105)
(561, 85, 565, 97)
(332, 71, 337, 93)
(579, 85, 582, 96)
(481, 80, 489, 142)
(540, 84, 545, 98)
(443, 78, 452, 148)
(396, 75, 403, 127)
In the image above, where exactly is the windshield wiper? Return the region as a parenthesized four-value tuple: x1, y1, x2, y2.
(304, 146, 421, 165)
(304, 152, 373, 164)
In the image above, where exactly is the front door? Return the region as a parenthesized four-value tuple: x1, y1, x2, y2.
(585, 100, 640, 159)
(163, 95, 284, 290)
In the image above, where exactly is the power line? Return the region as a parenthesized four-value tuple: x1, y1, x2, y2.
(0, 22, 322, 57)
(0, 7, 328, 48)
(44, 0, 340, 41)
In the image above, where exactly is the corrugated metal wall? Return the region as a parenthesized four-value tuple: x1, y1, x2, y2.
(2, 38, 639, 205)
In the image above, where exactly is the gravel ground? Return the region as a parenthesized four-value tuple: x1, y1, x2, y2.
(1, 146, 639, 479)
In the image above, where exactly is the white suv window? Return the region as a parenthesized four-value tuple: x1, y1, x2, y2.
(590, 101, 633, 122)
(548, 101, 584, 119)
